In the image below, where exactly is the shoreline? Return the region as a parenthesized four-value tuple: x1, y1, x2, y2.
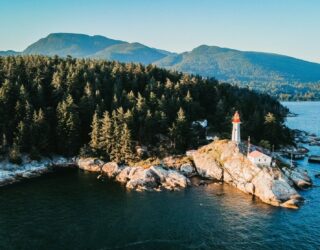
(0, 156, 74, 187)
(281, 100, 320, 102)
(0, 140, 313, 209)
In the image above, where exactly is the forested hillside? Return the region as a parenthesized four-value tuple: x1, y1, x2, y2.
(0, 55, 292, 164)
(156, 45, 320, 83)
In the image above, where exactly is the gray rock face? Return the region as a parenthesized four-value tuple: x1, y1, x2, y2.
(192, 151, 223, 180)
(192, 140, 309, 208)
(282, 167, 312, 188)
(180, 163, 196, 177)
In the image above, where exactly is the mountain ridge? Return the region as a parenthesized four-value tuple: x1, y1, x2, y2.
(1, 33, 320, 99)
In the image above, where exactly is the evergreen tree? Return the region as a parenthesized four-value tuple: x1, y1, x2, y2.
(124, 109, 134, 130)
(31, 109, 49, 154)
(169, 108, 189, 152)
(120, 123, 135, 164)
(143, 110, 155, 144)
(136, 92, 147, 142)
(169, 123, 178, 150)
(56, 95, 81, 156)
(100, 111, 113, 158)
(0, 133, 8, 154)
(9, 143, 22, 164)
(89, 111, 101, 153)
(13, 120, 29, 152)
(109, 109, 124, 162)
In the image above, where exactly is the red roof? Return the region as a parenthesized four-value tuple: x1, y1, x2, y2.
(248, 150, 268, 158)
(232, 111, 241, 123)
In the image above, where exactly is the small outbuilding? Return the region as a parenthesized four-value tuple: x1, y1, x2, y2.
(192, 119, 208, 128)
(248, 150, 272, 167)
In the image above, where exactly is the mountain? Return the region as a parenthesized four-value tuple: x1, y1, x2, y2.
(91, 42, 172, 64)
(1, 33, 320, 99)
(0, 50, 20, 56)
(155, 45, 320, 84)
(23, 33, 125, 57)
(20, 33, 171, 65)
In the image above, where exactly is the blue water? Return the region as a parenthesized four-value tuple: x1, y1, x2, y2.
(283, 101, 320, 137)
(0, 102, 319, 250)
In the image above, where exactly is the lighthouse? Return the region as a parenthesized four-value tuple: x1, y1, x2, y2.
(231, 111, 241, 145)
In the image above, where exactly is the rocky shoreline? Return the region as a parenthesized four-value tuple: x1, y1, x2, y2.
(77, 158, 191, 191)
(76, 140, 312, 209)
(0, 140, 313, 209)
(0, 156, 74, 186)
(192, 140, 312, 209)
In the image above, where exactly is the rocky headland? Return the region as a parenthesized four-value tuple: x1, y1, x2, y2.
(0, 140, 312, 209)
(77, 140, 312, 208)
(191, 140, 311, 209)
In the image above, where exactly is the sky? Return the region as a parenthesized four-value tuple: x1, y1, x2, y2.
(0, 0, 319, 63)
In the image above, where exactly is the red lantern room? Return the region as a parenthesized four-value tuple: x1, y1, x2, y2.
(232, 111, 241, 123)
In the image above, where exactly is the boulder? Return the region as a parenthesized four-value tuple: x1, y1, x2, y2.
(75, 157, 190, 192)
(116, 167, 135, 183)
(150, 166, 190, 190)
(77, 158, 104, 172)
(126, 167, 160, 191)
(165, 170, 190, 190)
(282, 167, 312, 188)
(180, 163, 196, 177)
(191, 140, 307, 208)
(102, 162, 122, 178)
(281, 196, 303, 209)
(251, 168, 298, 206)
(121, 166, 190, 191)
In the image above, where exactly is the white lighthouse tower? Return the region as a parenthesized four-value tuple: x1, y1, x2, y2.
(231, 111, 241, 145)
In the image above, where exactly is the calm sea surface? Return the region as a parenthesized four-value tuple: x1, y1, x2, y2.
(0, 102, 320, 250)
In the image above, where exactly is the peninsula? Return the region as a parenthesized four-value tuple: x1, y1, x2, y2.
(0, 55, 311, 209)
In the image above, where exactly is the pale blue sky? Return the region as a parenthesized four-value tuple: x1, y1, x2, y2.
(0, 0, 319, 62)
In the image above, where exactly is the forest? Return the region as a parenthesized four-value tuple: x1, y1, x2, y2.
(0, 55, 293, 164)
(242, 81, 320, 101)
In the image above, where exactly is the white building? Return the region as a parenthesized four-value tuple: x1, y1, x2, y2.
(248, 150, 272, 166)
(231, 111, 241, 144)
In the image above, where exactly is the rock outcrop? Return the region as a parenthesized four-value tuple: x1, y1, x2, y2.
(102, 162, 122, 178)
(160, 156, 197, 177)
(192, 140, 309, 208)
(282, 167, 312, 189)
(77, 158, 104, 172)
(77, 158, 190, 191)
(180, 163, 196, 177)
